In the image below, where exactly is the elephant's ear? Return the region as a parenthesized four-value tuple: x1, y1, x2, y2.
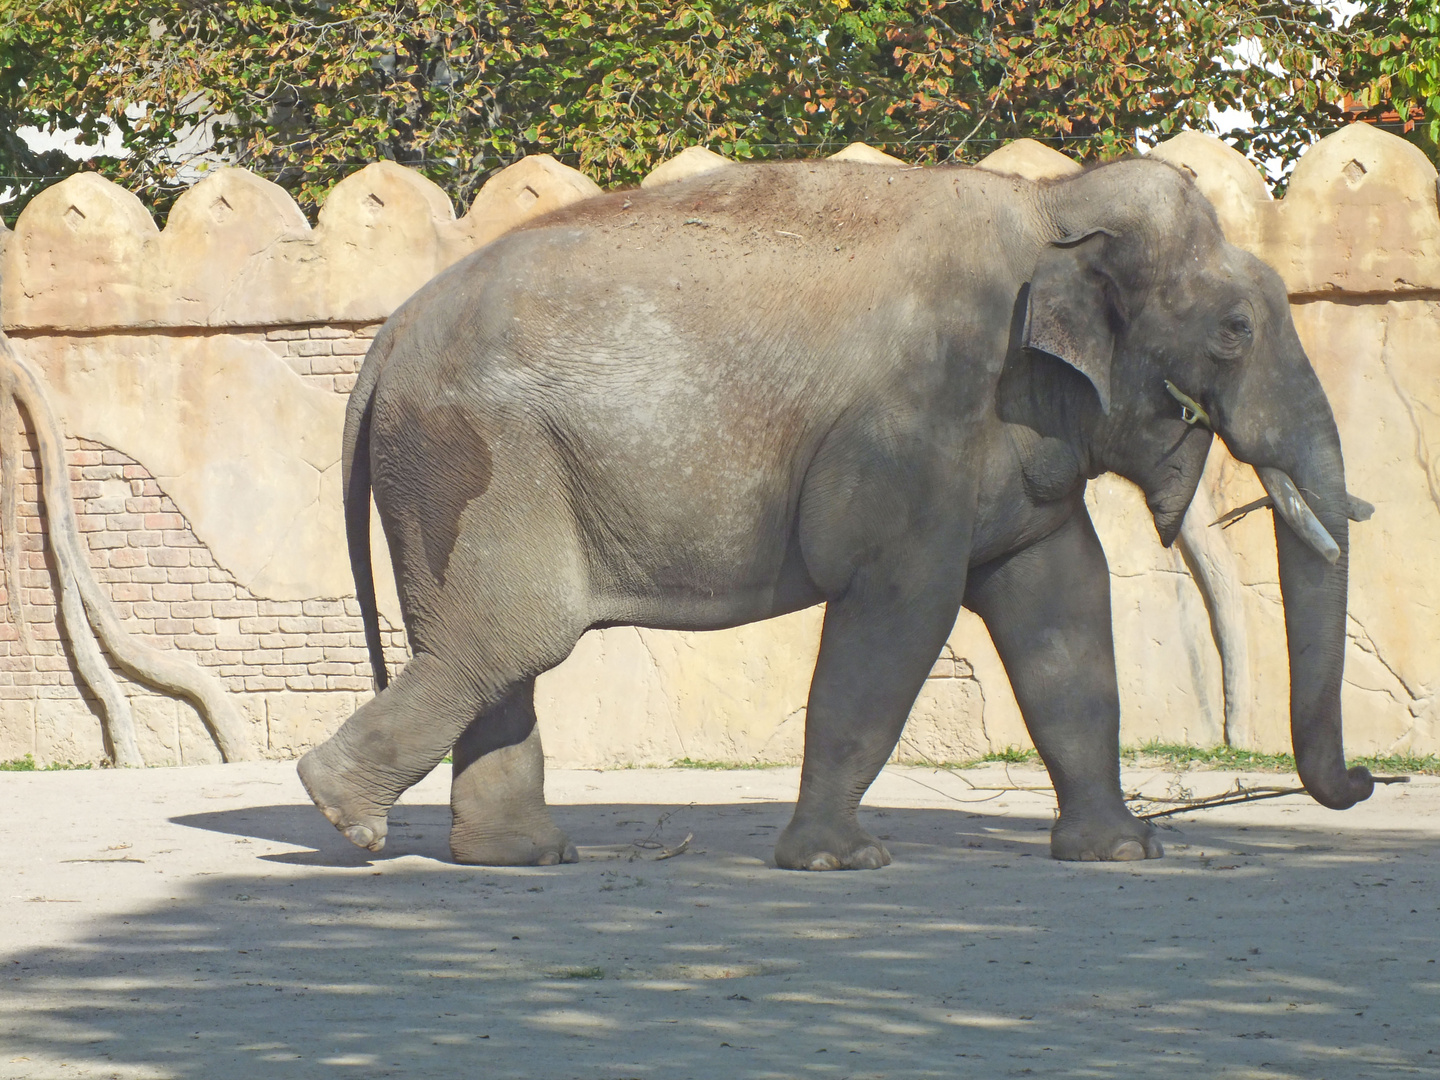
(1022, 228, 1122, 415)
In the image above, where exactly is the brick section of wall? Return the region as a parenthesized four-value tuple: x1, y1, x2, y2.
(2, 433, 408, 708)
(263, 323, 383, 393)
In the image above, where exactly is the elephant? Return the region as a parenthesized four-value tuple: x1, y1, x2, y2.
(296, 154, 1374, 870)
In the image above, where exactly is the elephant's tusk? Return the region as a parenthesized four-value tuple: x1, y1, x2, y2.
(1212, 491, 1375, 529)
(1255, 467, 1341, 564)
(1164, 380, 1212, 428)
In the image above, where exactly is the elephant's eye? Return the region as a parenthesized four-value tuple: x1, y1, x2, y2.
(1222, 314, 1253, 338)
(1212, 313, 1253, 360)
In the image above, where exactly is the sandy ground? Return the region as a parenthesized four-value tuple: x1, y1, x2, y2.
(0, 759, 1436, 1080)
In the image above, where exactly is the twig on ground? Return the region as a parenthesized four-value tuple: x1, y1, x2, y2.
(632, 804, 696, 859)
(1133, 775, 1410, 820)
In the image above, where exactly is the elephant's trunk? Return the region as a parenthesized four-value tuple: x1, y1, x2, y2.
(1266, 425, 1374, 810)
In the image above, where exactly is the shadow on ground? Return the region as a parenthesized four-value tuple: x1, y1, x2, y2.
(3, 800, 1437, 1079)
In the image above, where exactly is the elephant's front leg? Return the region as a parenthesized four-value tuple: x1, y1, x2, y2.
(776, 563, 966, 871)
(965, 506, 1162, 861)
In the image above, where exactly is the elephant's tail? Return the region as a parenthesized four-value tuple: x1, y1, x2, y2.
(343, 330, 394, 692)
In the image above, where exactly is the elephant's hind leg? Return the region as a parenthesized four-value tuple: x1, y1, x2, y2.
(300, 447, 589, 856)
(297, 651, 506, 852)
(449, 677, 577, 866)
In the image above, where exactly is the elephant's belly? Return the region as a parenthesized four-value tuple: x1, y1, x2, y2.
(572, 474, 823, 631)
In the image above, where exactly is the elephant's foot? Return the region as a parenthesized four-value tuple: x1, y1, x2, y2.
(297, 743, 390, 853)
(449, 716, 574, 866)
(450, 822, 578, 867)
(775, 815, 892, 871)
(1050, 808, 1163, 862)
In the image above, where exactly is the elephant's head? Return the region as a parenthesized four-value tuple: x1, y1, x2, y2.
(1020, 157, 1373, 810)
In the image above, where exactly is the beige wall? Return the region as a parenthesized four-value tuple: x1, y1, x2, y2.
(1, 127, 1436, 767)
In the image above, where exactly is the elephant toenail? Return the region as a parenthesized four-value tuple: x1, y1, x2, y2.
(343, 824, 383, 851)
(562, 844, 579, 863)
(850, 846, 889, 870)
(805, 852, 842, 871)
(1111, 840, 1146, 861)
(536, 850, 560, 866)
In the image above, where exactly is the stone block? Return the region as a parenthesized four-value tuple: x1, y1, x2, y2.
(640, 146, 733, 190)
(175, 695, 225, 765)
(108, 547, 146, 568)
(1279, 123, 1440, 295)
(2, 172, 159, 331)
(131, 693, 181, 766)
(0, 699, 35, 762)
(264, 691, 355, 758)
(33, 698, 106, 766)
(278, 616, 323, 634)
(446, 154, 603, 259)
(1148, 131, 1275, 256)
(975, 139, 1080, 181)
(828, 142, 907, 166)
(893, 676, 988, 764)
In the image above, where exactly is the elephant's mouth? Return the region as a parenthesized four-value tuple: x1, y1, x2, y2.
(1161, 379, 1368, 565)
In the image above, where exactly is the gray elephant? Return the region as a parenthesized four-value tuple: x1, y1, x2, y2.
(297, 156, 1373, 870)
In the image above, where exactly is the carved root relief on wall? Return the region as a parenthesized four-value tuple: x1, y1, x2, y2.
(0, 332, 252, 765)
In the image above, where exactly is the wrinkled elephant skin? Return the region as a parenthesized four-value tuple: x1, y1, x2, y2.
(297, 159, 1371, 870)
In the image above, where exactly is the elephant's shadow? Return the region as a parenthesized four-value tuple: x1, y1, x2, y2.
(170, 801, 1062, 868)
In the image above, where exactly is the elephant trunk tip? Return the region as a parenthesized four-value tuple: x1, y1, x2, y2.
(1300, 761, 1375, 810)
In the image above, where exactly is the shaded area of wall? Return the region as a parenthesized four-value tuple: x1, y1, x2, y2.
(1, 127, 1436, 767)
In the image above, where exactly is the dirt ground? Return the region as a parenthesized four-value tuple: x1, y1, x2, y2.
(0, 759, 1436, 1080)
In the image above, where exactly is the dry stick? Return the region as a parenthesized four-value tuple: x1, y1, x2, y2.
(898, 736, 1411, 819)
(1135, 775, 1410, 821)
(0, 334, 253, 763)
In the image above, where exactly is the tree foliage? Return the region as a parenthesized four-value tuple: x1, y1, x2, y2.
(1, 1, 1434, 225)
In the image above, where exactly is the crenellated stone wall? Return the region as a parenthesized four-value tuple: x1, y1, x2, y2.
(1, 125, 1437, 768)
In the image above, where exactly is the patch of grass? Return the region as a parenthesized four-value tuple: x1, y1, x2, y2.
(0, 754, 95, 772)
(1353, 751, 1440, 776)
(971, 746, 1040, 765)
(552, 966, 605, 980)
(905, 741, 1440, 776)
(669, 757, 789, 770)
(1123, 742, 1440, 776)
(1122, 742, 1297, 772)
